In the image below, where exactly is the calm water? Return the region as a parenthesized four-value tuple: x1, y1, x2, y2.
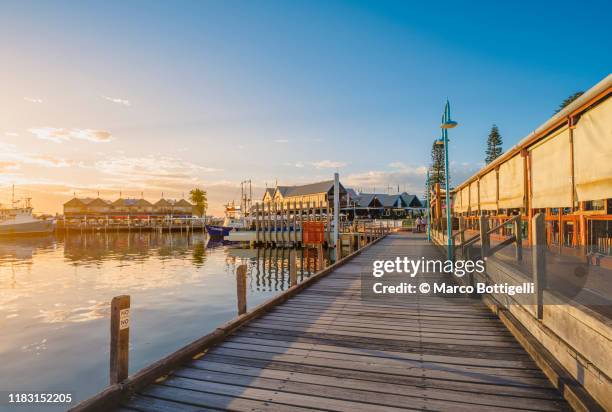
(0, 232, 325, 411)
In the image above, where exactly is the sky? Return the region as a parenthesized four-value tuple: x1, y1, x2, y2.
(1, 0, 610, 215)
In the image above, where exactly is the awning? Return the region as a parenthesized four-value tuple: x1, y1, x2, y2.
(530, 127, 572, 208)
(498, 154, 524, 209)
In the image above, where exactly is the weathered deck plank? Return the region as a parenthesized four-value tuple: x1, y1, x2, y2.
(120, 233, 569, 411)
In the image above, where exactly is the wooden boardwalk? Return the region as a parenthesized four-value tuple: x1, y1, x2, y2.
(118, 233, 569, 412)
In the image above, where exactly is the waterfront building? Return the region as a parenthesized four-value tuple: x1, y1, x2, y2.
(263, 180, 348, 207)
(433, 74, 612, 264)
(344, 191, 424, 219)
(63, 197, 194, 218)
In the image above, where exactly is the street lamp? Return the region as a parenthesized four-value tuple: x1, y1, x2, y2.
(426, 171, 431, 242)
(440, 99, 458, 260)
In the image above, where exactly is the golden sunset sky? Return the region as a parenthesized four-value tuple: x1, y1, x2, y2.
(1, 2, 608, 215)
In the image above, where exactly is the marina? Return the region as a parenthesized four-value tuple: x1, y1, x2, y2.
(0, 231, 333, 411)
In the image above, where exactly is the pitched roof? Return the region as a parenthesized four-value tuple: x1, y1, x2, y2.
(346, 188, 358, 199)
(401, 193, 422, 207)
(275, 180, 346, 198)
(263, 188, 275, 199)
(353, 193, 381, 208)
(174, 199, 193, 207)
(154, 198, 172, 207)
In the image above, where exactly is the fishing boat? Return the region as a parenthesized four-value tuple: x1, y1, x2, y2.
(0, 198, 54, 236)
(205, 201, 251, 238)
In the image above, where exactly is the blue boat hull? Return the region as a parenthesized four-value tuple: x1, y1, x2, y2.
(205, 225, 233, 237)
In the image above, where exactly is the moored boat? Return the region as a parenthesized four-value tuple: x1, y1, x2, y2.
(0, 198, 54, 236)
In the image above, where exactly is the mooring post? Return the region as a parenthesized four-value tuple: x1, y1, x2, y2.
(316, 244, 324, 271)
(110, 295, 130, 385)
(289, 250, 297, 286)
(532, 213, 546, 320)
(236, 264, 247, 315)
(514, 217, 523, 262)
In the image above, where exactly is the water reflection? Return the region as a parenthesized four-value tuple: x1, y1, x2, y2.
(0, 231, 328, 409)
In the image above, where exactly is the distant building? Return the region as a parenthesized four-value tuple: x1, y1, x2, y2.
(63, 197, 194, 218)
(262, 180, 347, 206)
(343, 191, 424, 218)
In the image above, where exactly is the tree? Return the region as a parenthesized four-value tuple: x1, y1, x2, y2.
(189, 188, 207, 217)
(555, 91, 584, 114)
(429, 141, 446, 186)
(485, 124, 503, 164)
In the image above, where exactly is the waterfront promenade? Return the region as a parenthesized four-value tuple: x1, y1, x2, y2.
(106, 233, 571, 411)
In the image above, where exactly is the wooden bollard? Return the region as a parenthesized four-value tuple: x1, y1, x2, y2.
(289, 250, 297, 287)
(316, 244, 324, 271)
(110, 295, 130, 385)
(236, 264, 247, 315)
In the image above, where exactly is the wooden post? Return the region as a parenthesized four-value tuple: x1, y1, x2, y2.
(292, 200, 297, 244)
(255, 203, 260, 243)
(273, 202, 278, 245)
(532, 213, 546, 320)
(316, 244, 324, 271)
(479, 215, 489, 259)
(298, 200, 303, 245)
(289, 250, 297, 286)
(514, 217, 523, 262)
(236, 264, 247, 315)
(110, 295, 130, 385)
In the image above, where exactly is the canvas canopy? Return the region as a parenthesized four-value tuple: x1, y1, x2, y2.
(469, 181, 479, 210)
(479, 171, 497, 210)
(530, 127, 572, 208)
(498, 154, 525, 209)
(573, 98, 612, 202)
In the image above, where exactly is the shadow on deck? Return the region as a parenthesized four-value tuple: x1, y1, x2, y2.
(117, 233, 570, 412)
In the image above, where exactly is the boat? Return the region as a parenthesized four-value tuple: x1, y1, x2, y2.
(205, 200, 252, 238)
(0, 198, 54, 236)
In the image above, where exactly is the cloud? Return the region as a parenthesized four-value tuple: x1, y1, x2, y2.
(274, 139, 289, 143)
(0, 142, 76, 169)
(94, 155, 221, 188)
(102, 95, 131, 106)
(311, 160, 347, 169)
(5, 132, 19, 137)
(24, 97, 43, 103)
(29, 127, 112, 143)
(285, 160, 347, 169)
(0, 161, 20, 172)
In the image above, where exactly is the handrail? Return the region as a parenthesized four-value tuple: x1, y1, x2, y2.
(486, 214, 520, 236)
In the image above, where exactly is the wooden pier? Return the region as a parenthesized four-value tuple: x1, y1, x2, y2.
(68, 232, 602, 412)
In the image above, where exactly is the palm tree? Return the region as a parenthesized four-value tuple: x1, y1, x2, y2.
(189, 188, 207, 218)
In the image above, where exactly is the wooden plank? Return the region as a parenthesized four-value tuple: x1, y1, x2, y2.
(183, 362, 568, 411)
(158, 376, 415, 412)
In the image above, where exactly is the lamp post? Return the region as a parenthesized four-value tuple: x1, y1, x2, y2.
(426, 171, 431, 242)
(440, 100, 458, 260)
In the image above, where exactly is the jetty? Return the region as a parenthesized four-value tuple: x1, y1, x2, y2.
(70, 231, 605, 411)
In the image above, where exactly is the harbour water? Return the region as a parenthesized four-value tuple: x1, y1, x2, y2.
(0, 232, 326, 410)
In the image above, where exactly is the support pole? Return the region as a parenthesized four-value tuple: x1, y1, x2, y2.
(532, 213, 546, 320)
(514, 217, 523, 262)
(110, 295, 130, 385)
(236, 264, 247, 315)
(333, 172, 340, 252)
(316, 244, 324, 271)
(289, 250, 297, 287)
(479, 215, 489, 259)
